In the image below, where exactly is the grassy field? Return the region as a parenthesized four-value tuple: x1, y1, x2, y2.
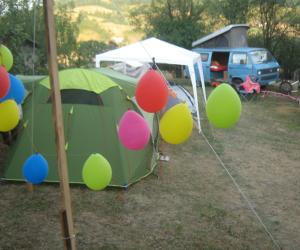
(1, 86, 300, 249)
(72, 1, 145, 43)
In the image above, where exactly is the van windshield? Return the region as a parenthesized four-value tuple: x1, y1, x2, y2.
(250, 50, 275, 64)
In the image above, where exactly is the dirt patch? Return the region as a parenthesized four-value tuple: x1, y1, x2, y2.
(276, 105, 300, 114)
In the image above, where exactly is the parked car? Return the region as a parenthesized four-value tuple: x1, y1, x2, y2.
(186, 47, 280, 86)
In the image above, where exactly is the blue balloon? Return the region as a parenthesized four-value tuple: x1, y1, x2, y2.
(0, 74, 26, 104)
(22, 154, 49, 184)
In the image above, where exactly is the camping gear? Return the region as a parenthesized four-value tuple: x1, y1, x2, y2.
(110, 61, 150, 79)
(235, 76, 261, 101)
(240, 76, 261, 93)
(3, 68, 159, 188)
(168, 83, 196, 116)
(95, 37, 206, 132)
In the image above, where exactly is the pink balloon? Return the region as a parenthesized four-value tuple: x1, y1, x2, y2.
(118, 110, 150, 150)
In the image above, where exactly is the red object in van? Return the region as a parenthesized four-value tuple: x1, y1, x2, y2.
(210, 64, 228, 72)
(210, 61, 228, 72)
(211, 81, 220, 87)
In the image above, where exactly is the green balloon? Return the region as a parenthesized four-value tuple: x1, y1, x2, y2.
(82, 153, 112, 190)
(0, 45, 13, 71)
(206, 83, 242, 128)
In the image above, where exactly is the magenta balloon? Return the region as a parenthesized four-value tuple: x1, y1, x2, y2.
(118, 110, 150, 150)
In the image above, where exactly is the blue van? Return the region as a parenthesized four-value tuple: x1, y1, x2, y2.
(191, 47, 280, 86)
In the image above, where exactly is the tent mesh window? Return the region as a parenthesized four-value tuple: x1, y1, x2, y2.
(47, 89, 103, 105)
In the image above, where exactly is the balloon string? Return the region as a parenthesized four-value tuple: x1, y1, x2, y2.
(31, 0, 39, 154)
(139, 42, 172, 90)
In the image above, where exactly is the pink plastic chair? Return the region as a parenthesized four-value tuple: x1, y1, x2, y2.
(241, 76, 261, 93)
(236, 76, 261, 101)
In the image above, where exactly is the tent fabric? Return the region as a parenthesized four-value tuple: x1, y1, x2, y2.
(3, 69, 159, 188)
(110, 61, 150, 79)
(169, 85, 196, 115)
(95, 37, 207, 132)
(40, 68, 118, 94)
(94, 68, 157, 136)
(93, 68, 137, 96)
(96, 37, 202, 66)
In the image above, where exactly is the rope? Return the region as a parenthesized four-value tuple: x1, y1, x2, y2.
(201, 132, 281, 250)
(61, 234, 76, 240)
(32, 0, 38, 76)
(261, 90, 300, 104)
(30, 0, 40, 154)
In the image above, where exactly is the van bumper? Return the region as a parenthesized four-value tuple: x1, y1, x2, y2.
(258, 73, 280, 86)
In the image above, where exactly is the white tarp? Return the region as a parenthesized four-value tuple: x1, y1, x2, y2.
(95, 37, 206, 132)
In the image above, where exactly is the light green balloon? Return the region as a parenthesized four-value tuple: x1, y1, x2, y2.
(82, 153, 112, 191)
(0, 45, 13, 71)
(206, 83, 242, 128)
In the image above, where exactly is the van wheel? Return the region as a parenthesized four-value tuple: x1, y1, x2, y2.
(279, 81, 292, 94)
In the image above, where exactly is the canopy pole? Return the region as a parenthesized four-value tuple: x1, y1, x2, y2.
(43, 1, 76, 249)
(188, 64, 201, 133)
(197, 60, 207, 103)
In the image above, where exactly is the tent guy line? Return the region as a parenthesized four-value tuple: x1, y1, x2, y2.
(201, 132, 281, 250)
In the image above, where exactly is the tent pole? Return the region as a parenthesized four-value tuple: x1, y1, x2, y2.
(197, 60, 207, 103)
(188, 64, 202, 133)
(26, 182, 34, 192)
(43, 1, 76, 249)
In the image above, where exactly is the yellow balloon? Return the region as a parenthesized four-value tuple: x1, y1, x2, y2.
(159, 103, 193, 144)
(0, 99, 20, 132)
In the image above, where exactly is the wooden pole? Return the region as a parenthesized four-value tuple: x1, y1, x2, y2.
(26, 183, 34, 192)
(43, 1, 76, 249)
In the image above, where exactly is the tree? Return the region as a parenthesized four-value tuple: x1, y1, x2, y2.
(75, 40, 117, 68)
(129, 0, 206, 49)
(248, 0, 300, 78)
(250, 0, 300, 52)
(0, 0, 37, 74)
(208, 0, 250, 24)
(0, 0, 81, 74)
(55, 1, 82, 69)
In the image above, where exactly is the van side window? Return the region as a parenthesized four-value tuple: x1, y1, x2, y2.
(232, 53, 247, 65)
(200, 53, 209, 62)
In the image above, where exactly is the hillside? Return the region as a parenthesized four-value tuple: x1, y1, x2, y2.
(71, 0, 149, 44)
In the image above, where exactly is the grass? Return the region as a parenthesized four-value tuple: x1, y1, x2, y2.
(1, 85, 300, 249)
(72, 2, 144, 43)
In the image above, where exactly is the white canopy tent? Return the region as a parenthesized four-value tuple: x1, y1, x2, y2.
(95, 37, 206, 132)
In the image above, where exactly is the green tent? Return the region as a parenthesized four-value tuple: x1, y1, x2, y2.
(3, 68, 159, 187)
(93, 67, 138, 97)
